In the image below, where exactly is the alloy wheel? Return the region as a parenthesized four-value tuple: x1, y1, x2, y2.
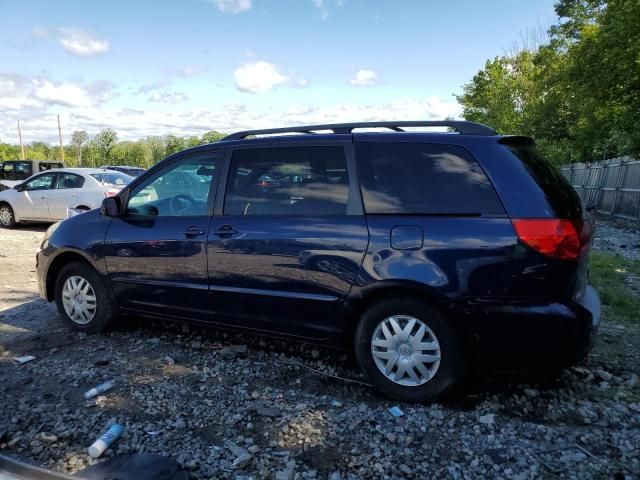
(0, 206, 12, 226)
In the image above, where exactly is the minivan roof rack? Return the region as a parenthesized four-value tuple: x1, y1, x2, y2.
(222, 120, 496, 140)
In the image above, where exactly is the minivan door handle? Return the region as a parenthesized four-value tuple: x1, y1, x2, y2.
(214, 225, 238, 238)
(183, 226, 206, 238)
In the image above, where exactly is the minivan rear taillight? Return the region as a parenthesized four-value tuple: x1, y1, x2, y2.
(512, 219, 592, 260)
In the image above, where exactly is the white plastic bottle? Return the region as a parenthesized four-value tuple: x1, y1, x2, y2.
(88, 423, 124, 458)
(84, 380, 115, 400)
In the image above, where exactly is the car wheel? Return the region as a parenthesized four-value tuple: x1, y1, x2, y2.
(354, 296, 466, 403)
(54, 261, 117, 333)
(0, 203, 16, 228)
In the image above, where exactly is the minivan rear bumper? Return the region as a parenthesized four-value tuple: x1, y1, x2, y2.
(463, 285, 601, 373)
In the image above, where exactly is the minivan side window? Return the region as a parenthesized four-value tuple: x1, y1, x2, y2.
(126, 155, 218, 217)
(224, 146, 350, 216)
(355, 142, 504, 215)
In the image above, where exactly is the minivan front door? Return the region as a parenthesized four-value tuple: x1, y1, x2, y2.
(104, 152, 220, 320)
(207, 143, 369, 339)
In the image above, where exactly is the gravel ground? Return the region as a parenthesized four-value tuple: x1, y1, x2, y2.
(0, 220, 639, 480)
(592, 214, 640, 261)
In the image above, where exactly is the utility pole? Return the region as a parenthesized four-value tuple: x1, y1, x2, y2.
(18, 120, 26, 160)
(57, 115, 65, 162)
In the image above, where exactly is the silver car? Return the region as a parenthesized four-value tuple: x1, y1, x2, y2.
(0, 168, 133, 228)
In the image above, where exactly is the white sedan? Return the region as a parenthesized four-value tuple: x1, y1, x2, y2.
(0, 168, 133, 228)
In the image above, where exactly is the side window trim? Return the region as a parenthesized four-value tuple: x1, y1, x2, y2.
(124, 150, 221, 217)
(343, 141, 364, 216)
(217, 142, 362, 218)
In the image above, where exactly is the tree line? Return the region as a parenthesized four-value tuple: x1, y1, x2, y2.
(0, 129, 226, 168)
(457, 0, 640, 165)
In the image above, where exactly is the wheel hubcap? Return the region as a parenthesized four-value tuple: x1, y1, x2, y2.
(61, 275, 97, 324)
(0, 207, 11, 225)
(371, 315, 441, 387)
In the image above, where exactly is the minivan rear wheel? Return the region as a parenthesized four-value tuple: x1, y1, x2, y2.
(54, 262, 117, 333)
(354, 297, 465, 402)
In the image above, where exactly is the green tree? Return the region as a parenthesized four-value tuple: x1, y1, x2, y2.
(26, 141, 51, 160)
(456, 50, 537, 136)
(70, 131, 89, 166)
(201, 130, 225, 144)
(185, 135, 201, 148)
(164, 135, 186, 156)
(0, 142, 19, 161)
(83, 140, 101, 167)
(457, 0, 640, 164)
(95, 128, 118, 162)
(146, 136, 167, 164)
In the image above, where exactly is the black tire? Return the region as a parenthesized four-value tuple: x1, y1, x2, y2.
(354, 296, 466, 403)
(54, 261, 118, 333)
(0, 203, 16, 228)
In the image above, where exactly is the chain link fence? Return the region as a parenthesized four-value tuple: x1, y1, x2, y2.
(560, 157, 640, 221)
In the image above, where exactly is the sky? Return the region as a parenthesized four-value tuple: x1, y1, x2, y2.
(0, 0, 558, 144)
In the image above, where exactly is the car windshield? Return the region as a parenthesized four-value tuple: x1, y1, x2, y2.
(125, 168, 145, 177)
(90, 172, 133, 186)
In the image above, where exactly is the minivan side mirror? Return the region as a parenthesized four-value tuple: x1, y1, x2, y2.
(14, 183, 24, 192)
(101, 196, 122, 217)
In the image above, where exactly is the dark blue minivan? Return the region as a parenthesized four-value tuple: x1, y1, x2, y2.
(34, 121, 601, 402)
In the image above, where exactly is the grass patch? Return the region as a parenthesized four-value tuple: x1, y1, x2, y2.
(589, 251, 640, 325)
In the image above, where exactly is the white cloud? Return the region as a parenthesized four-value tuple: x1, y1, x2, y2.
(135, 80, 171, 95)
(311, 0, 345, 20)
(57, 27, 110, 57)
(162, 66, 208, 78)
(148, 90, 189, 104)
(280, 98, 461, 125)
(33, 80, 94, 107)
(0, 72, 115, 112)
(0, 69, 461, 144)
(210, 0, 252, 13)
(0, 95, 462, 145)
(234, 61, 288, 94)
(32, 26, 50, 39)
(350, 69, 378, 87)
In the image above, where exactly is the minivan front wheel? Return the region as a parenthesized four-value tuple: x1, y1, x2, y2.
(54, 262, 117, 333)
(0, 203, 16, 228)
(355, 297, 465, 402)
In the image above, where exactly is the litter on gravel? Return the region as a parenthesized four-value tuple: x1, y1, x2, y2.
(12, 355, 36, 364)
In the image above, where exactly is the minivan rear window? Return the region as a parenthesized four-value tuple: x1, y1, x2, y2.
(355, 142, 504, 215)
(507, 144, 583, 219)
